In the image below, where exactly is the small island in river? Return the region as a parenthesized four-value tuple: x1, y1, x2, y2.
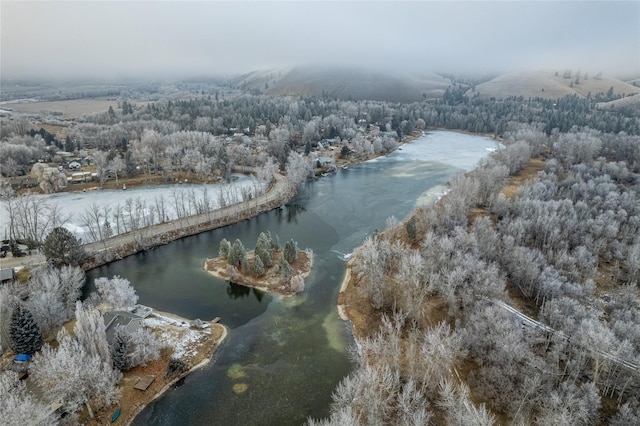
(204, 233, 313, 296)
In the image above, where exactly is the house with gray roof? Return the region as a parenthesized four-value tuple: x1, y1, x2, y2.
(0, 268, 15, 284)
(103, 310, 143, 345)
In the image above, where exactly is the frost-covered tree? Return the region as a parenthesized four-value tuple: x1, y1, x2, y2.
(284, 152, 312, 196)
(5, 300, 43, 355)
(30, 329, 121, 418)
(611, 398, 640, 426)
(255, 244, 273, 268)
(279, 255, 293, 285)
(91, 275, 139, 310)
(92, 150, 110, 186)
(28, 265, 85, 333)
(109, 324, 160, 371)
(0, 371, 53, 425)
(268, 231, 280, 250)
(251, 255, 265, 277)
(228, 239, 246, 268)
(438, 379, 496, 426)
(42, 226, 85, 267)
(125, 327, 162, 368)
(284, 239, 298, 263)
(73, 302, 110, 363)
(31, 163, 67, 194)
(241, 255, 251, 273)
(256, 231, 271, 252)
(218, 238, 230, 259)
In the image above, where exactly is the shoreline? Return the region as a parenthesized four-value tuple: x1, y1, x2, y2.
(85, 309, 228, 426)
(336, 261, 352, 321)
(203, 250, 313, 297)
(122, 324, 228, 426)
(3, 128, 493, 273)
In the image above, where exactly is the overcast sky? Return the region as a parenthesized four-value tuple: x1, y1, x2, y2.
(1, 1, 638, 80)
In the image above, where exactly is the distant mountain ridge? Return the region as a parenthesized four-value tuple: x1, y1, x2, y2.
(232, 67, 640, 104)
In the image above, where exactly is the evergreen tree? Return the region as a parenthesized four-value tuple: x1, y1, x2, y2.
(64, 135, 75, 153)
(42, 227, 85, 267)
(228, 239, 246, 268)
(219, 238, 230, 259)
(279, 255, 293, 284)
(8, 301, 44, 355)
(255, 245, 273, 267)
(110, 326, 131, 371)
(251, 255, 265, 277)
(268, 231, 280, 250)
(256, 232, 271, 252)
(284, 239, 298, 263)
(241, 256, 250, 273)
(341, 145, 350, 158)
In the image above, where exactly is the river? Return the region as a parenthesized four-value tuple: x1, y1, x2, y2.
(86, 131, 499, 425)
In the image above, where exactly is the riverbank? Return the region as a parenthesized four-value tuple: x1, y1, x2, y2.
(337, 259, 380, 341)
(3, 131, 425, 273)
(77, 172, 291, 270)
(204, 250, 313, 296)
(337, 154, 546, 340)
(85, 309, 227, 426)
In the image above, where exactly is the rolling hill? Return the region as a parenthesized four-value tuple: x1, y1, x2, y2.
(468, 70, 640, 100)
(596, 93, 640, 113)
(232, 66, 452, 103)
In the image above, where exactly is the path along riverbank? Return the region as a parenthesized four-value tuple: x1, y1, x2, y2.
(80, 171, 291, 270)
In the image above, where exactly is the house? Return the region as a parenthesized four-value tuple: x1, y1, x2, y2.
(0, 268, 15, 284)
(103, 310, 143, 344)
(317, 157, 335, 167)
(69, 172, 92, 184)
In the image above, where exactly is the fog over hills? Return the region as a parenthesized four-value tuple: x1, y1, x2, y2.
(232, 66, 451, 103)
(468, 70, 640, 100)
(1, 2, 638, 81)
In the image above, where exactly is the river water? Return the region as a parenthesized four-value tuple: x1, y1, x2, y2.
(86, 131, 499, 425)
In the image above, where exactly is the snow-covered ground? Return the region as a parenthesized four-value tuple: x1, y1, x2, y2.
(371, 130, 502, 171)
(144, 314, 212, 359)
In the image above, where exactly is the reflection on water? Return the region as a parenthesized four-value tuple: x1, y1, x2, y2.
(275, 202, 307, 224)
(227, 282, 265, 302)
(121, 131, 497, 425)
